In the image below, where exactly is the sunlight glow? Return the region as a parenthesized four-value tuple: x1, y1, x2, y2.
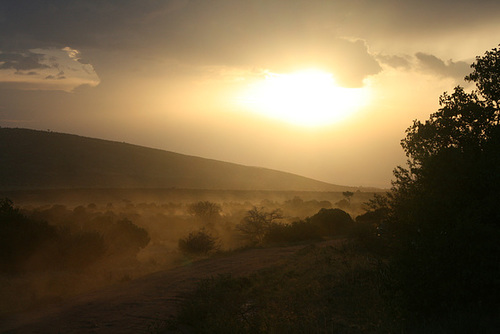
(236, 69, 369, 126)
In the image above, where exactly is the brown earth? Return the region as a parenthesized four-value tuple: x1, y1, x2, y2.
(0, 241, 337, 333)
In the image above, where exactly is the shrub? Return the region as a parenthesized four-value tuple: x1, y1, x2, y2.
(236, 207, 282, 246)
(103, 219, 150, 257)
(0, 198, 106, 272)
(0, 198, 55, 272)
(55, 228, 107, 269)
(178, 228, 220, 255)
(187, 201, 222, 226)
(308, 208, 353, 236)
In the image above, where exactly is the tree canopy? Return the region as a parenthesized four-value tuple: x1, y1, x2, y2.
(386, 45, 500, 323)
(187, 201, 222, 226)
(393, 45, 500, 228)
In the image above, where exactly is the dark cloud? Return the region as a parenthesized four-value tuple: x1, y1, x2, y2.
(1, 0, 497, 88)
(1, 1, 386, 87)
(339, 0, 500, 40)
(0, 51, 49, 71)
(12, 71, 39, 76)
(45, 70, 65, 80)
(377, 52, 471, 81)
(0, 0, 183, 51)
(416, 52, 470, 80)
(2, 0, 499, 53)
(0, 48, 99, 91)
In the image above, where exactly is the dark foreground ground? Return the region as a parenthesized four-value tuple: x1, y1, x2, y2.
(1, 241, 338, 334)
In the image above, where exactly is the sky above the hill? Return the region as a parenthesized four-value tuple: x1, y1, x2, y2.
(1, 0, 499, 188)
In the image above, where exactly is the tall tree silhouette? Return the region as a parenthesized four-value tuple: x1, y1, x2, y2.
(388, 45, 500, 324)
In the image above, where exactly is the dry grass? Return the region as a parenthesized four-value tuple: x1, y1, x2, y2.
(166, 241, 399, 333)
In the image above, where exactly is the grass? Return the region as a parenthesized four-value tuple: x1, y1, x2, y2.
(158, 241, 400, 333)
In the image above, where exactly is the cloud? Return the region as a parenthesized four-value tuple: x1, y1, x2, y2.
(376, 51, 471, 83)
(326, 39, 382, 87)
(0, 1, 384, 88)
(415, 52, 471, 80)
(2, 1, 499, 54)
(12, 71, 39, 76)
(0, 0, 183, 51)
(377, 54, 412, 70)
(205, 36, 382, 87)
(336, 0, 500, 42)
(0, 47, 100, 91)
(45, 71, 65, 80)
(62, 47, 80, 60)
(1, 0, 497, 90)
(0, 51, 49, 71)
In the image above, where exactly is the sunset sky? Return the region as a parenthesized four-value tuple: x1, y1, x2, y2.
(1, 1, 499, 188)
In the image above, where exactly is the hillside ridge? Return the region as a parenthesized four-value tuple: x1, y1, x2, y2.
(0, 127, 362, 192)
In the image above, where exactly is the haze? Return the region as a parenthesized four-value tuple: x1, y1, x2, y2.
(1, 1, 499, 188)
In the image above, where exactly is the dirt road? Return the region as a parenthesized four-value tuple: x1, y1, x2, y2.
(0, 242, 324, 333)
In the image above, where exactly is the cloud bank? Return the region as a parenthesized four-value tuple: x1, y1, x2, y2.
(0, 48, 100, 91)
(4, 0, 496, 90)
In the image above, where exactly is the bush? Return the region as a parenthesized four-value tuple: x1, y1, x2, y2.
(241, 208, 356, 246)
(0, 198, 106, 272)
(0, 198, 56, 272)
(236, 207, 282, 246)
(178, 228, 220, 255)
(103, 219, 150, 257)
(308, 208, 353, 236)
(187, 201, 222, 226)
(390, 220, 500, 323)
(55, 228, 107, 269)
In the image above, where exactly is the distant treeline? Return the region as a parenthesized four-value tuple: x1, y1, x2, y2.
(0, 198, 149, 273)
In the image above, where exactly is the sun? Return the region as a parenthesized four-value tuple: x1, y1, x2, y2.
(236, 69, 369, 126)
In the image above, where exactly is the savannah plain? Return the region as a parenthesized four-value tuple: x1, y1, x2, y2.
(1, 4, 500, 330)
(1, 188, 382, 333)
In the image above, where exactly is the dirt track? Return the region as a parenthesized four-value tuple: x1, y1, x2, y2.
(0, 242, 329, 333)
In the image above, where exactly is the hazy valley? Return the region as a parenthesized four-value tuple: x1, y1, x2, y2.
(1, 127, 383, 332)
(2, 42, 500, 333)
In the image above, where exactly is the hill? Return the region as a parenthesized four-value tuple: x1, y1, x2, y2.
(0, 128, 357, 192)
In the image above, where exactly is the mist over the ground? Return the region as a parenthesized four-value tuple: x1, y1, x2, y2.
(0, 189, 373, 314)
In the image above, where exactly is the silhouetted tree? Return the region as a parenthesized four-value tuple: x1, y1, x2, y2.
(0, 198, 106, 272)
(187, 201, 222, 226)
(356, 193, 390, 236)
(285, 196, 304, 208)
(342, 191, 354, 203)
(0, 198, 55, 272)
(104, 219, 150, 256)
(236, 207, 283, 245)
(178, 228, 220, 255)
(387, 45, 500, 324)
(307, 208, 353, 236)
